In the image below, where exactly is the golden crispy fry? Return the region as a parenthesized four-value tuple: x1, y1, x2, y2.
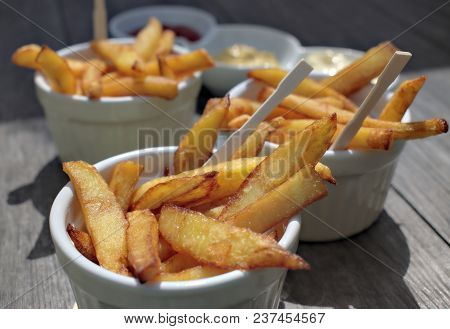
(12, 44, 43, 70)
(228, 114, 250, 130)
(173, 96, 229, 173)
(159, 236, 176, 261)
(315, 96, 347, 109)
(81, 59, 107, 99)
(219, 116, 336, 221)
(202, 204, 226, 218)
(126, 210, 161, 282)
(109, 161, 143, 212)
(101, 76, 178, 99)
(63, 161, 130, 276)
(134, 17, 163, 61)
(314, 162, 336, 185)
(226, 166, 327, 233)
(66, 224, 98, 263)
(161, 49, 214, 78)
(321, 41, 398, 95)
(159, 205, 308, 270)
(132, 172, 217, 210)
(155, 30, 175, 56)
(379, 76, 426, 121)
(160, 253, 199, 273)
(248, 68, 357, 111)
(36, 46, 77, 94)
(231, 118, 284, 159)
(269, 119, 394, 150)
(154, 266, 228, 282)
(134, 157, 263, 208)
(262, 87, 448, 136)
(90, 40, 133, 63)
(166, 174, 218, 206)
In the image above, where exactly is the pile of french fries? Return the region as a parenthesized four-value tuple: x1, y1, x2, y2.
(12, 17, 214, 100)
(64, 96, 338, 282)
(223, 42, 447, 150)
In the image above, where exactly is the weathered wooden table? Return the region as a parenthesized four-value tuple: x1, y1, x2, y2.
(0, 0, 449, 308)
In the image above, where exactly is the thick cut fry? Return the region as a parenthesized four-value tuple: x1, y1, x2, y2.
(379, 76, 426, 121)
(269, 119, 394, 150)
(166, 175, 218, 206)
(219, 116, 336, 221)
(81, 59, 107, 99)
(226, 166, 327, 233)
(90, 40, 133, 63)
(36, 46, 77, 94)
(231, 118, 283, 159)
(161, 49, 214, 78)
(66, 224, 98, 263)
(155, 30, 175, 56)
(11, 44, 42, 70)
(248, 68, 357, 111)
(112, 50, 160, 77)
(63, 161, 130, 276)
(320, 41, 398, 95)
(173, 96, 229, 173)
(262, 87, 448, 135)
(315, 96, 347, 109)
(134, 18, 163, 61)
(126, 210, 161, 282)
(109, 161, 143, 211)
(160, 253, 199, 273)
(159, 205, 308, 270)
(314, 163, 336, 185)
(228, 114, 250, 129)
(133, 157, 263, 207)
(159, 236, 176, 261)
(154, 266, 227, 282)
(102, 76, 178, 99)
(202, 204, 226, 218)
(132, 172, 217, 210)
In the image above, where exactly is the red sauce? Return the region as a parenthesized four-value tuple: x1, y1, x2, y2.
(130, 24, 201, 42)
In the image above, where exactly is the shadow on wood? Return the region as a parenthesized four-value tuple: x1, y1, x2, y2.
(282, 210, 419, 308)
(7, 157, 68, 259)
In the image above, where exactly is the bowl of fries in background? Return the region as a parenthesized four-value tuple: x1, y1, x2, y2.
(50, 91, 339, 308)
(12, 18, 215, 163)
(225, 41, 448, 241)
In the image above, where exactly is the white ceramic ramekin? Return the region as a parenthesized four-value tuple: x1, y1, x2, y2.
(49, 146, 301, 308)
(35, 38, 201, 163)
(197, 24, 303, 96)
(228, 79, 408, 242)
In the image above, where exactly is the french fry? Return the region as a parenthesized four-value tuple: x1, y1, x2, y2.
(262, 87, 448, 136)
(133, 157, 263, 207)
(161, 49, 214, 79)
(90, 40, 133, 63)
(36, 46, 77, 94)
(109, 161, 143, 212)
(159, 205, 309, 270)
(219, 115, 336, 221)
(315, 96, 347, 109)
(81, 59, 107, 99)
(160, 253, 199, 273)
(314, 163, 336, 185)
(159, 236, 176, 261)
(134, 17, 162, 61)
(379, 76, 426, 121)
(166, 175, 218, 206)
(320, 41, 398, 95)
(101, 76, 178, 99)
(202, 204, 226, 218)
(228, 114, 250, 130)
(173, 96, 229, 173)
(66, 224, 98, 263)
(226, 166, 327, 233)
(132, 172, 217, 210)
(126, 210, 161, 282)
(63, 161, 130, 276)
(248, 67, 357, 111)
(231, 118, 284, 159)
(155, 30, 175, 56)
(269, 119, 394, 150)
(154, 266, 227, 282)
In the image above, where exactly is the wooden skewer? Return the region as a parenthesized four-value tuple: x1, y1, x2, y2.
(93, 0, 108, 40)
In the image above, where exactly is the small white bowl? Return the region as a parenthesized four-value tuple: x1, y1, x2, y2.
(198, 24, 303, 95)
(50, 145, 302, 308)
(228, 79, 409, 242)
(35, 38, 202, 163)
(109, 5, 217, 48)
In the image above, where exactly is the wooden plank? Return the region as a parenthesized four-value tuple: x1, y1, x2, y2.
(281, 189, 450, 308)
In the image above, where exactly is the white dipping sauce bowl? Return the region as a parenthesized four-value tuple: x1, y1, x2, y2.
(228, 79, 409, 242)
(198, 24, 303, 96)
(50, 145, 301, 308)
(35, 38, 201, 163)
